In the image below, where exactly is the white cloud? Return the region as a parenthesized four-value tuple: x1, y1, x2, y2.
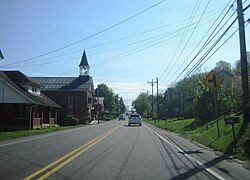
(94, 78, 151, 107)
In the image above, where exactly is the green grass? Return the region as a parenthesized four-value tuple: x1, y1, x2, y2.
(0, 125, 80, 141)
(145, 117, 250, 161)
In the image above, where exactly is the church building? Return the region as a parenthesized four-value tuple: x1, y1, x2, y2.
(31, 51, 95, 125)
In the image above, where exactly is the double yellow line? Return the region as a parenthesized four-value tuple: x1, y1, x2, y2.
(24, 125, 121, 180)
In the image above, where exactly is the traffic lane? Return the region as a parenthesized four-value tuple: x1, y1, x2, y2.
(0, 120, 123, 180)
(146, 122, 250, 180)
(46, 123, 219, 180)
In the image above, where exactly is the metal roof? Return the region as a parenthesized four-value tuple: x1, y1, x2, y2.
(31, 76, 93, 91)
(4, 71, 40, 86)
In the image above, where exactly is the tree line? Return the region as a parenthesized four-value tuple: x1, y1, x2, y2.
(95, 84, 126, 117)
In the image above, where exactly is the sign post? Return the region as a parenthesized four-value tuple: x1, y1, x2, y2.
(204, 70, 224, 138)
(225, 116, 240, 147)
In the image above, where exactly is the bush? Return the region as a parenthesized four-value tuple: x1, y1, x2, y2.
(67, 117, 79, 126)
(79, 117, 90, 124)
(35, 124, 49, 130)
(50, 124, 59, 128)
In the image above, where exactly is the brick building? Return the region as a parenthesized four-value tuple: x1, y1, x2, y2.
(0, 71, 60, 131)
(32, 51, 95, 125)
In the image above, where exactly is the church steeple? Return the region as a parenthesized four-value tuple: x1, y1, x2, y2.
(79, 50, 90, 76)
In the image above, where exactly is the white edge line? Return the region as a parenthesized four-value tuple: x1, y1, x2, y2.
(144, 124, 226, 180)
(0, 131, 64, 147)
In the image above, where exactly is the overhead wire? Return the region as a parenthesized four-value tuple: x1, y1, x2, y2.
(91, 17, 218, 68)
(61, 13, 224, 76)
(171, 0, 250, 86)
(159, 0, 236, 88)
(171, 17, 238, 87)
(12, 12, 219, 69)
(159, 0, 210, 85)
(173, 28, 238, 88)
(159, 0, 235, 86)
(1, 7, 222, 68)
(0, 0, 167, 68)
(183, 14, 250, 79)
(165, 0, 236, 86)
(157, 0, 200, 82)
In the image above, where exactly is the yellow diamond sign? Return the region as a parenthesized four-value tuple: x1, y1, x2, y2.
(204, 70, 224, 90)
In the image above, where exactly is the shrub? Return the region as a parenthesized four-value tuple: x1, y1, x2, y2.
(79, 117, 90, 124)
(67, 117, 79, 126)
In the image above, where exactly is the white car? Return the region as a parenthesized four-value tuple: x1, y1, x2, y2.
(128, 114, 142, 126)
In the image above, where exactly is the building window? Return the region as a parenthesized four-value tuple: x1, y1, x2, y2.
(68, 96, 73, 109)
(32, 86, 37, 92)
(88, 97, 92, 104)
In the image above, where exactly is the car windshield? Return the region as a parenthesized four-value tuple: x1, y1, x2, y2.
(130, 114, 140, 118)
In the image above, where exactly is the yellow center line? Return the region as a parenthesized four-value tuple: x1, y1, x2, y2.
(23, 125, 121, 180)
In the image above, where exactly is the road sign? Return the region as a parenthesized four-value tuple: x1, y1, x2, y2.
(224, 116, 240, 125)
(203, 70, 224, 90)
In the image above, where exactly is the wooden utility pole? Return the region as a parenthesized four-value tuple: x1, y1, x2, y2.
(156, 78, 159, 122)
(148, 79, 157, 122)
(148, 79, 154, 121)
(237, 0, 249, 122)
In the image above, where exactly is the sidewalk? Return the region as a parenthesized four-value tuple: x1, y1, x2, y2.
(90, 120, 106, 125)
(90, 120, 99, 125)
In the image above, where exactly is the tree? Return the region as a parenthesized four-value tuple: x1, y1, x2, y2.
(233, 51, 250, 75)
(119, 97, 126, 114)
(213, 60, 232, 73)
(175, 73, 207, 93)
(193, 89, 214, 122)
(95, 84, 116, 114)
(133, 92, 151, 117)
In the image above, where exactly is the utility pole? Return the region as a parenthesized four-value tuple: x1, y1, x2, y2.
(237, 0, 249, 123)
(156, 78, 159, 122)
(97, 88, 100, 124)
(147, 79, 157, 123)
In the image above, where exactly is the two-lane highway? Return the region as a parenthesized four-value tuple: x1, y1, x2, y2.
(0, 120, 249, 179)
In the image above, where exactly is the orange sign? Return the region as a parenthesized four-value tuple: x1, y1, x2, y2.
(203, 70, 224, 90)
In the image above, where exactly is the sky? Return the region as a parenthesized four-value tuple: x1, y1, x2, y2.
(0, 0, 249, 107)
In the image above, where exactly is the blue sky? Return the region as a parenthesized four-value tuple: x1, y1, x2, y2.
(0, 0, 249, 107)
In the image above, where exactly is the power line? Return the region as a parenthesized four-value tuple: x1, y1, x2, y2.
(170, 0, 250, 86)
(167, 3, 236, 86)
(158, 0, 201, 83)
(159, 0, 210, 84)
(87, 7, 222, 50)
(169, 2, 235, 83)
(5, 14, 218, 70)
(0, 0, 167, 68)
(2, 7, 221, 69)
(171, 18, 238, 87)
(160, 3, 236, 87)
(159, 0, 235, 86)
(91, 21, 214, 68)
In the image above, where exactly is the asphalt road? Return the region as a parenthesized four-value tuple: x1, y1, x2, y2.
(0, 120, 249, 180)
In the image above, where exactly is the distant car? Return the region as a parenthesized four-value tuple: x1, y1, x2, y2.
(100, 116, 111, 121)
(128, 114, 142, 126)
(119, 114, 126, 121)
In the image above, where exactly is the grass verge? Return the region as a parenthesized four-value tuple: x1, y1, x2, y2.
(0, 125, 80, 141)
(145, 117, 250, 161)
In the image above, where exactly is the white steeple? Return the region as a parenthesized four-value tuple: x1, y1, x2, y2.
(79, 50, 90, 76)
